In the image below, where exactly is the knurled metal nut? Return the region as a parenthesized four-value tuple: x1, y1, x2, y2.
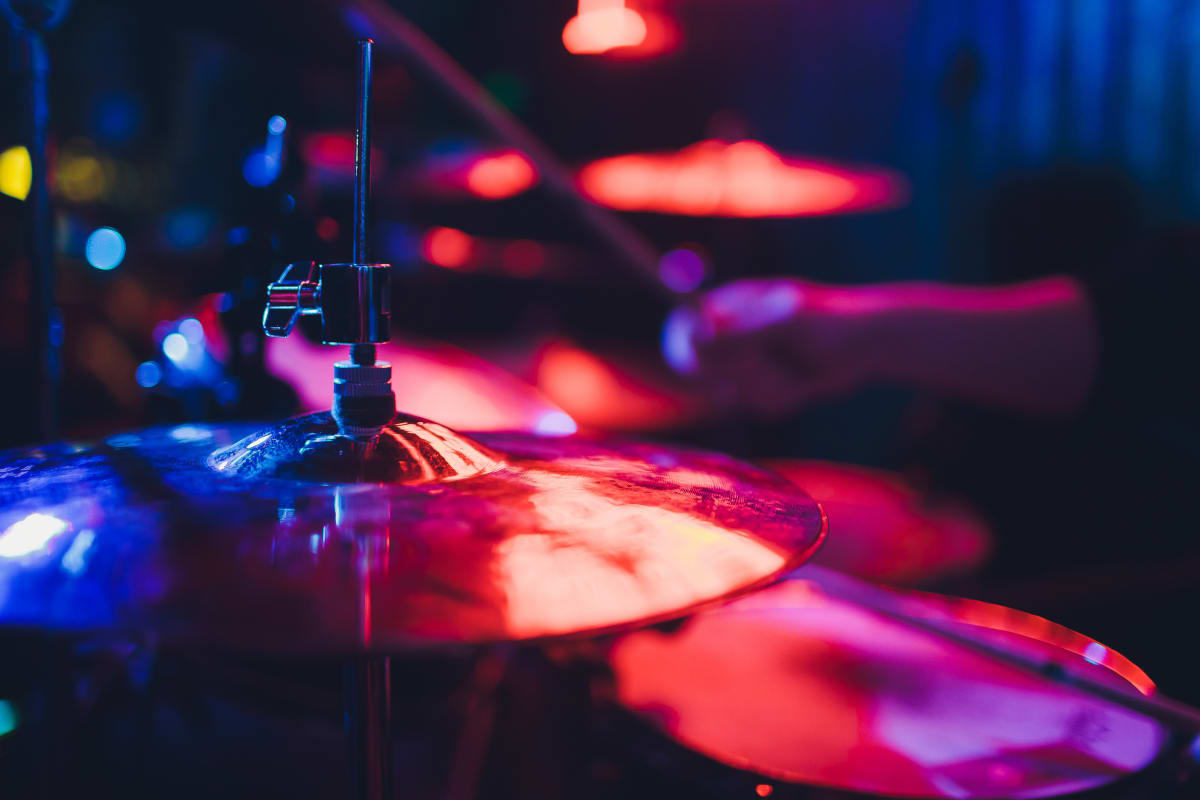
(333, 362, 392, 382)
(334, 381, 393, 397)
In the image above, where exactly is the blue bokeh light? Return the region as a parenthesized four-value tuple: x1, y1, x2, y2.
(242, 150, 281, 187)
(135, 361, 162, 388)
(226, 226, 251, 246)
(268, 115, 287, 135)
(85, 227, 126, 270)
(162, 332, 190, 364)
(163, 208, 214, 251)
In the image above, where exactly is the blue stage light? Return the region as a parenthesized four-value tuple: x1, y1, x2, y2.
(85, 227, 126, 270)
(135, 361, 162, 388)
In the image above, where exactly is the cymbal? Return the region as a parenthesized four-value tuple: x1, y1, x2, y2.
(0, 413, 824, 653)
(610, 566, 1163, 799)
(761, 459, 991, 584)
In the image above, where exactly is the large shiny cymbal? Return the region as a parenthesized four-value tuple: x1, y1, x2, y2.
(0, 413, 824, 653)
(611, 566, 1162, 799)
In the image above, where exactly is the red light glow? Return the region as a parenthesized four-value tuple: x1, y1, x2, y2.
(563, 1, 646, 54)
(302, 132, 382, 177)
(316, 217, 340, 242)
(264, 334, 573, 434)
(755, 785, 774, 798)
(500, 239, 546, 277)
(466, 151, 537, 199)
(579, 139, 908, 217)
(534, 340, 704, 431)
(423, 227, 476, 269)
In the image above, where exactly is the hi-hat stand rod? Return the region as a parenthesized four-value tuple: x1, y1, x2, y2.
(341, 0, 677, 301)
(351, 38, 376, 368)
(345, 656, 392, 800)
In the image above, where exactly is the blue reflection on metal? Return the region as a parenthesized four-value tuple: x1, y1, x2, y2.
(0, 513, 69, 559)
(533, 411, 578, 437)
(60, 530, 96, 575)
(1082, 641, 1108, 666)
(85, 227, 126, 270)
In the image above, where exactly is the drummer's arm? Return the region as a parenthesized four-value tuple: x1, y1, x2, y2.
(668, 275, 1100, 417)
(851, 276, 1099, 415)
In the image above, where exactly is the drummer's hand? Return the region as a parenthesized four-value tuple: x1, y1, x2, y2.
(662, 278, 880, 416)
(662, 275, 1098, 417)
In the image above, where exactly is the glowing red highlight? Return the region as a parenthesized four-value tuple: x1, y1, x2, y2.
(534, 340, 703, 431)
(466, 151, 537, 199)
(423, 227, 475, 269)
(316, 217, 340, 242)
(302, 132, 382, 176)
(500, 239, 546, 277)
(265, 335, 573, 434)
(563, 1, 647, 54)
(755, 785, 774, 798)
(579, 139, 908, 217)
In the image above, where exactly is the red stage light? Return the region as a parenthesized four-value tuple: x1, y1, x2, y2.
(579, 139, 908, 217)
(563, 1, 647, 54)
(755, 785, 774, 798)
(466, 151, 537, 199)
(302, 132, 383, 177)
(423, 227, 475, 269)
(316, 217, 340, 242)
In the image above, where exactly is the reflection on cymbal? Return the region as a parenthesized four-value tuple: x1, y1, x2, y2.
(763, 459, 992, 584)
(0, 415, 825, 652)
(612, 567, 1161, 799)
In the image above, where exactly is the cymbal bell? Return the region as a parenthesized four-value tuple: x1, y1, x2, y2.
(0, 413, 825, 653)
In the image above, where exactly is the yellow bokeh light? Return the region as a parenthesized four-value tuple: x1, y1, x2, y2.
(0, 145, 32, 201)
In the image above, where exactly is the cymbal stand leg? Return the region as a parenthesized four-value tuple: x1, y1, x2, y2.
(345, 656, 392, 800)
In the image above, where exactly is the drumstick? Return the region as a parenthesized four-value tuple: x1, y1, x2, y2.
(337, 0, 678, 301)
(796, 564, 1200, 734)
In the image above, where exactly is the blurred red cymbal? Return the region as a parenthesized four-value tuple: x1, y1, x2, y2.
(762, 459, 992, 584)
(611, 566, 1162, 799)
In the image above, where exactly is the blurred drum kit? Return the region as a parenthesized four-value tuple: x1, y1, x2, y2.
(3, 3, 1200, 799)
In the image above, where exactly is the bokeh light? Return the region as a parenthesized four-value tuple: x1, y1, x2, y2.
(423, 227, 475, 269)
(658, 248, 706, 293)
(563, 1, 647, 55)
(0, 700, 17, 737)
(243, 150, 280, 187)
(135, 360, 162, 388)
(85, 227, 126, 270)
(162, 332, 190, 364)
(0, 145, 31, 201)
(466, 151, 537, 199)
